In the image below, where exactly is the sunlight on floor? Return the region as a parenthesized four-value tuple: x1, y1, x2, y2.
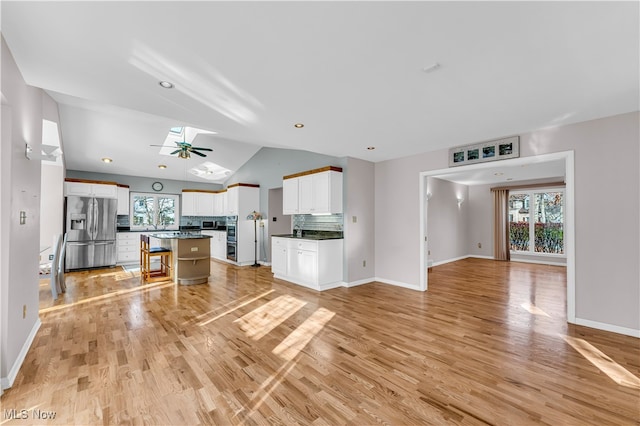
(273, 307, 335, 361)
(520, 302, 551, 317)
(198, 289, 275, 327)
(563, 335, 640, 389)
(234, 295, 307, 340)
(40, 281, 174, 314)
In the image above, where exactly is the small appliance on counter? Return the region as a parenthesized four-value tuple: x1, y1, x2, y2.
(202, 220, 226, 230)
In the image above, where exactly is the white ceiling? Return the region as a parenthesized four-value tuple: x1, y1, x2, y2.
(2, 2, 638, 183)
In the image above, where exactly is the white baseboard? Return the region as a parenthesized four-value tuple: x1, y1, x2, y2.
(345, 278, 374, 288)
(374, 277, 420, 291)
(574, 317, 640, 338)
(468, 255, 494, 260)
(432, 255, 471, 267)
(1, 318, 41, 390)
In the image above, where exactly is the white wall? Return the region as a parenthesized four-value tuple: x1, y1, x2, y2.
(375, 112, 640, 334)
(1, 36, 46, 389)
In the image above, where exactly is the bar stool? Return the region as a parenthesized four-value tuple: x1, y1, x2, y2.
(140, 235, 172, 282)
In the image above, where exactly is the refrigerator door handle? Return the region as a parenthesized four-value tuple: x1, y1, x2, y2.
(93, 198, 99, 240)
(67, 242, 91, 247)
(93, 241, 114, 246)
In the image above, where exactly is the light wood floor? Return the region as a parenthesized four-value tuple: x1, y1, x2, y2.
(2, 258, 639, 425)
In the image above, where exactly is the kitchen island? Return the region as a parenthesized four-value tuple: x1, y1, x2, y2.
(151, 232, 212, 285)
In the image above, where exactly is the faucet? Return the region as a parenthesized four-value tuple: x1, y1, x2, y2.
(293, 225, 302, 238)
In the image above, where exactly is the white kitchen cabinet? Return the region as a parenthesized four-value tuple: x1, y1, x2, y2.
(213, 191, 227, 216)
(116, 232, 143, 264)
(117, 186, 130, 215)
(282, 167, 342, 215)
(225, 184, 259, 217)
(182, 191, 214, 216)
(271, 237, 343, 290)
(282, 178, 299, 215)
(202, 230, 227, 261)
(271, 237, 288, 275)
(65, 181, 118, 198)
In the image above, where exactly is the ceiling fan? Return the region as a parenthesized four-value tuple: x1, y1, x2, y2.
(151, 138, 213, 159)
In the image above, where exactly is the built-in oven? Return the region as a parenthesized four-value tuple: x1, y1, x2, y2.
(226, 242, 237, 262)
(226, 216, 237, 242)
(226, 216, 237, 261)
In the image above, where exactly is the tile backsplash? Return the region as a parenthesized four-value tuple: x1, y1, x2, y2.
(293, 214, 343, 231)
(180, 216, 226, 227)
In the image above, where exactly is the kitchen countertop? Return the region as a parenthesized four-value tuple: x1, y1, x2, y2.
(150, 232, 211, 239)
(272, 233, 343, 241)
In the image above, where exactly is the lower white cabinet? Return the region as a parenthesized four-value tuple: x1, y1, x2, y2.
(202, 230, 227, 261)
(116, 232, 143, 264)
(271, 237, 343, 290)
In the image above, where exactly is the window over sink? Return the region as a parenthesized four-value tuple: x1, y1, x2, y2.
(130, 192, 179, 231)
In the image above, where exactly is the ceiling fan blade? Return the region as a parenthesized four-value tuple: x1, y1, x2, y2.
(191, 150, 207, 157)
(191, 147, 213, 152)
(170, 149, 182, 155)
(150, 144, 166, 147)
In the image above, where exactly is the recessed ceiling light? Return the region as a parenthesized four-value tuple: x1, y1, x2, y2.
(494, 172, 504, 176)
(506, 178, 514, 181)
(294, 123, 304, 128)
(101, 157, 112, 163)
(158, 164, 167, 169)
(159, 81, 174, 89)
(367, 146, 376, 150)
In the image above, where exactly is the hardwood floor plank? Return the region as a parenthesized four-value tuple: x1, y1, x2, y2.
(3, 258, 639, 425)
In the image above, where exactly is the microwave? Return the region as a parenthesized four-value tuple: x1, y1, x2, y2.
(202, 221, 214, 229)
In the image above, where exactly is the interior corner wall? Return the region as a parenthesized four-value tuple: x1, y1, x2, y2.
(467, 184, 494, 258)
(426, 177, 469, 265)
(375, 111, 640, 334)
(1, 35, 44, 389)
(344, 157, 375, 284)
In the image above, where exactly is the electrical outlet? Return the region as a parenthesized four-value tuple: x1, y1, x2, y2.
(23, 305, 26, 319)
(428, 250, 431, 255)
(352, 216, 357, 223)
(362, 260, 366, 267)
(477, 242, 482, 248)
(49, 254, 54, 260)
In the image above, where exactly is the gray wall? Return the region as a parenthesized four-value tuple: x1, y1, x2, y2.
(426, 177, 468, 265)
(65, 170, 223, 194)
(1, 36, 50, 389)
(375, 111, 640, 334)
(344, 157, 375, 284)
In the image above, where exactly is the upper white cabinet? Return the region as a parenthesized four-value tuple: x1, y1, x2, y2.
(64, 180, 118, 199)
(282, 167, 343, 215)
(225, 184, 259, 216)
(282, 178, 299, 215)
(182, 190, 215, 217)
(117, 185, 130, 215)
(212, 191, 227, 216)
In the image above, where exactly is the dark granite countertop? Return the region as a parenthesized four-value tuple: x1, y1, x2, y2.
(150, 232, 211, 239)
(272, 232, 343, 241)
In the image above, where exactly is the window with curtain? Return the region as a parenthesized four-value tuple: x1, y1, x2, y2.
(130, 192, 179, 230)
(509, 189, 564, 255)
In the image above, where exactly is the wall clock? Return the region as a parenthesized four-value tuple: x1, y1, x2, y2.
(152, 181, 163, 192)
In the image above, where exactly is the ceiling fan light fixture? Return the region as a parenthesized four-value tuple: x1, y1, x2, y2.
(159, 80, 174, 89)
(178, 150, 190, 159)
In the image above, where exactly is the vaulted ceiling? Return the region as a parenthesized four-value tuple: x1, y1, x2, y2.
(2, 1, 637, 183)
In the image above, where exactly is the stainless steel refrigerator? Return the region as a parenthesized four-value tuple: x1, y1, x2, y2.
(65, 196, 117, 270)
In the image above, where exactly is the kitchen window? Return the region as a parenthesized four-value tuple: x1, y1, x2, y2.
(509, 189, 564, 255)
(130, 192, 179, 231)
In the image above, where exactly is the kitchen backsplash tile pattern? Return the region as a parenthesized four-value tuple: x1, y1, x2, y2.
(293, 214, 343, 231)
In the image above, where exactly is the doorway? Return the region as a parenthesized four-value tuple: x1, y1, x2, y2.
(419, 151, 575, 323)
